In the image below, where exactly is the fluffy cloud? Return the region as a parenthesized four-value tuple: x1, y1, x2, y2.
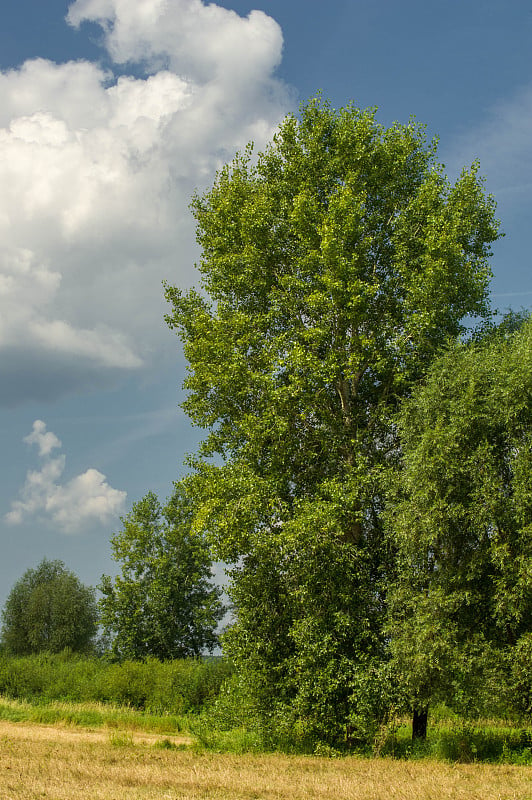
(0, 0, 290, 404)
(6, 420, 126, 532)
(66, 0, 282, 86)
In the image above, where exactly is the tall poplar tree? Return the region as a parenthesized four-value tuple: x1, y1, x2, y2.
(165, 97, 500, 745)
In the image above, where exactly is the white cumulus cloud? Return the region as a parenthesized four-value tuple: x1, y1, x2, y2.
(0, 0, 290, 405)
(6, 421, 127, 532)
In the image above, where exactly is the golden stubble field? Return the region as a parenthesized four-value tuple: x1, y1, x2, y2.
(0, 720, 530, 800)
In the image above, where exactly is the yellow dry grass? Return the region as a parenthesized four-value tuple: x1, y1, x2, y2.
(0, 719, 530, 800)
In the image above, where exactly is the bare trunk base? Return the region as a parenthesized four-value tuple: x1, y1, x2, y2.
(412, 707, 428, 741)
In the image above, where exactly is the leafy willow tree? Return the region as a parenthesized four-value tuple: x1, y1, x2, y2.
(1, 558, 98, 655)
(387, 315, 532, 737)
(165, 97, 500, 745)
(99, 485, 224, 661)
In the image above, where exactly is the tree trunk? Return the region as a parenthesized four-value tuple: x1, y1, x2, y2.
(412, 707, 428, 741)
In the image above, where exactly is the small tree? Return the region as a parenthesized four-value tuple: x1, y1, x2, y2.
(99, 485, 224, 661)
(1, 558, 98, 655)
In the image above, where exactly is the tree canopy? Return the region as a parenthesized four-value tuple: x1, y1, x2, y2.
(1, 558, 98, 655)
(99, 486, 225, 661)
(165, 97, 501, 745)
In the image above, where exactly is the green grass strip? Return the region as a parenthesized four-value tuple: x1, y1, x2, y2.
(0, 695, 189, 734)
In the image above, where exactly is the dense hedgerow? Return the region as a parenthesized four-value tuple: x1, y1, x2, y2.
(0, 652, 232, 714)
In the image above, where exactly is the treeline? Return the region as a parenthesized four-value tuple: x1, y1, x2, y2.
(2, 96, 531, 755)
(0, 488, 225, 663)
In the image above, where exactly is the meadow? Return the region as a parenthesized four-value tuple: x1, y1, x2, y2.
(0, 653, 530, 799)
(1, 709, 531, 800)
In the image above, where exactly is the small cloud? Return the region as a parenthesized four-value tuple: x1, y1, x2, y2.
(6, 455, 66, 525)
(24, 419, 62, 456)
(6, 420, 126, 533)
(44, 467, 127, 532)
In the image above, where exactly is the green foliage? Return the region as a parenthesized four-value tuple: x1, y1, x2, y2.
(164, 96, 500, 744)
(511, 633, 532, 714)
(99, 485, 225, 661)
(1, 559, 98, 655)
(191, 685, 532, 762)
(0, 652, 232, 714)
(387, 315, 532, 719)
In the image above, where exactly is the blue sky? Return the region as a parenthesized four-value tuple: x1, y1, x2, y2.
(1, 0, 531, 608)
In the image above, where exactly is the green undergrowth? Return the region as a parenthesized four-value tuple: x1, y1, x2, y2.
(189, 708, 532, 764)
(375, 716, 532, 765)
(192, 723, 532, 764)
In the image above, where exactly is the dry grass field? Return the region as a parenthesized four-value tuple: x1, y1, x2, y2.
(0, 719, 530, 800)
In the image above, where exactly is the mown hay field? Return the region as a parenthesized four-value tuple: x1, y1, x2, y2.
(0, 719, 531, 800)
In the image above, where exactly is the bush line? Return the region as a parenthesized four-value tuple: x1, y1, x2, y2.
(0, 652, 232, 714)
